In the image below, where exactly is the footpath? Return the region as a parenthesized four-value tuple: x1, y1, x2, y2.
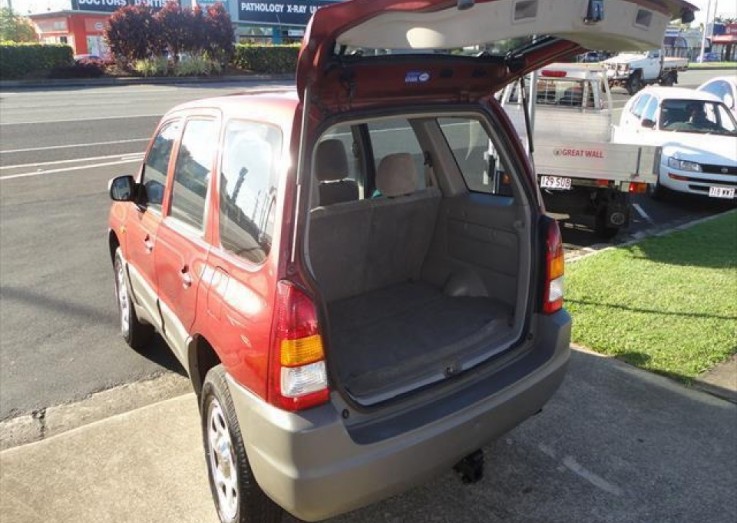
(0, 74, 294, 90)
(1, 348, 735, 523)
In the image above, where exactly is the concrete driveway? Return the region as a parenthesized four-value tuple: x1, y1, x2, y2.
(1, 348, 735, 523)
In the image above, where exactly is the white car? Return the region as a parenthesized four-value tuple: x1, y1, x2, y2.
(615, 87, 737, 201)
(698, 75, 737, 118)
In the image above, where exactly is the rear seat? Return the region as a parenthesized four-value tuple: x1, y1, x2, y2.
(309, 152, 440, 302)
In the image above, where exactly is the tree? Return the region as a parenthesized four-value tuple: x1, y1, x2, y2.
(0, 7, 38, 42)
(203, 3, 234, 65)
(155, 1, 193, 63)
(105, 5, 161, 62)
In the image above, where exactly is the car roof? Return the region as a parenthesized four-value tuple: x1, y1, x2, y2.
(637, 86, 722, 102)
(163, 90, 299, 125)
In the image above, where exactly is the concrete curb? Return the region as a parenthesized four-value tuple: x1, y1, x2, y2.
(0, 73, 295, 90)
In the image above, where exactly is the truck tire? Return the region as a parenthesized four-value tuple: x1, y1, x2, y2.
(113, 247, 153, 351)
(626, 72, 642, 96)
(201, 365, 283, 523)
(594, 211, 621, 240)
(660, 72, 676, 86)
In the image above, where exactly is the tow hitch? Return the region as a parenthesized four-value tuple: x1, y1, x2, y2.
(453, 449, 484, 484)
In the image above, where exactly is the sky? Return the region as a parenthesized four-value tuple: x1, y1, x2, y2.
(3, 0, 737, 24)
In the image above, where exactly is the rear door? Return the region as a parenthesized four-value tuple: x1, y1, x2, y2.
(154, 114, 220, 364)
(297, 0, 696, 107)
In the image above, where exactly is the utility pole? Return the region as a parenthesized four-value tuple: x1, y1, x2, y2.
(698, 0, 713, 61)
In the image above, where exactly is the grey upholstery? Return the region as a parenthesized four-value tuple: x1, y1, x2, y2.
(309, 151, 440, 302)
(315, 139, 359, 206)
(376, 153, 417, 197)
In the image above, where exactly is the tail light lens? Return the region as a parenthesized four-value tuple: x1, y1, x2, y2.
(268, 281, 329, 411)
(629, 182, 648, 193)
(542, 218, 565, 314)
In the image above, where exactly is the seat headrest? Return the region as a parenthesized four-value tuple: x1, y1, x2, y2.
(376, 153, 417, 197)
(315, 139, 349, 182)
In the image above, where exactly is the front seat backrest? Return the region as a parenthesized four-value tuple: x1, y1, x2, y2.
(315, 139, 359, 206)
(375, 153, 418, 198)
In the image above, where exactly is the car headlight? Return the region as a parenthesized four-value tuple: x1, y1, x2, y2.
(667, 157, 702, 172)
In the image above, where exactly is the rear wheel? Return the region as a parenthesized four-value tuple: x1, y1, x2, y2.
(201, 365, 283, 523)
(114, 247, 153, 350)
(594, 212, 620, 240)
(661, 72, 676, 86)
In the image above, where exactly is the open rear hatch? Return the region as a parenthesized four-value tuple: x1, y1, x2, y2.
(298, 0, 695, 407)
(297, 0, 696, 109)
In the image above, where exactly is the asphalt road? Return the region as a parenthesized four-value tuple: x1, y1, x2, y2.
(0, 70, 733, 422)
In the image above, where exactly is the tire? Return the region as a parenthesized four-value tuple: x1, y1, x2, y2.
(113, 247, 153, 351)
(661, 72, 675, 87)
(201, 365, 283, 523)
(626, 73, 642, 96)
(593, 213, 620, 240)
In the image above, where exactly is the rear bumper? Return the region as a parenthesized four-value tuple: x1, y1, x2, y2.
(227, 312, 571, 522)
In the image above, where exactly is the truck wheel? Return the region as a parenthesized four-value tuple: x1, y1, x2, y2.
(626, 73, 642, 96)
(201, 365, 283, 523)
(594, 214, 620, 240)
(114, 247, 153, 351)
(661, 72, 676, 86)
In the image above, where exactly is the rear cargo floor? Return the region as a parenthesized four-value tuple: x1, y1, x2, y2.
(328, 281, 513, 401)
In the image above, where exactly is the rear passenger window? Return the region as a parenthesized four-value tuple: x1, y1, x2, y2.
(142, 120, 180, 213)
(169, 118, 217, 231)
(368, 119, 426, 194)
(438, 117, 513, 196)
(219, 120, 282, 264)
(631, 94, 650, 118)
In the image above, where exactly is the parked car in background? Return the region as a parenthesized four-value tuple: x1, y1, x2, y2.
(695, 51, 720, 63)
(614, 87, 737, 201)
(105, 0, 696, 522)
(698, 75, 737, 117)
(578, 51, 611, 63)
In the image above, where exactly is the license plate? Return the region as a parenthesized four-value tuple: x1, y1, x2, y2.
(540, 176, 572, 190)
(708, 186, 735, 199)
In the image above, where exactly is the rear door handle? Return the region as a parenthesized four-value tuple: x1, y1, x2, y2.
(143, 235, 154, 253)
(180, 266, 192, 288)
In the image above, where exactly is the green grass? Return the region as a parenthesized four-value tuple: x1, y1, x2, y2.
(565, 212, 737, 382)
(688, 62, 737, 70)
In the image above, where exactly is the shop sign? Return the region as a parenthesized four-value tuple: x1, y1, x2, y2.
(238, 0, 339, 25)
(71, 0, 178, 13)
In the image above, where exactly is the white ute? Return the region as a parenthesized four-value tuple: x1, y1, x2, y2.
(603, 49, 689, 94)
(500, 63, 659, 238)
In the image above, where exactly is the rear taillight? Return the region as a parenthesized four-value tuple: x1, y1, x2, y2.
(268, 281, 329, 411)
(542, 219, 565, 314)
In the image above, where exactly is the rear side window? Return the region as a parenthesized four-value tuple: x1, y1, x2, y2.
(142, 120, 180, 212)
(631, 94, 651, 118)
(438, 117, 513, 196)
(169, 118, 217, 231)
(219, 120, 282, 264)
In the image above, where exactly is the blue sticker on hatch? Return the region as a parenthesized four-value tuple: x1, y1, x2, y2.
(405, 71, 431, 84)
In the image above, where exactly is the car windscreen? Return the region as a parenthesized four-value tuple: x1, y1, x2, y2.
(659, 99, 737, 136)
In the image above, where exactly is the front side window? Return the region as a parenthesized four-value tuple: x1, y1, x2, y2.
(169, 118, 217, 231)
(219, 120, 282, 264)
(631, 94, 650, 118)
(641, 97, 659, 123)
(142, 120, 181, 213)
(438, 117, 514, 196)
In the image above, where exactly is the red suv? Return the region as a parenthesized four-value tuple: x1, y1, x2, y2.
(107, 1, 693, 521)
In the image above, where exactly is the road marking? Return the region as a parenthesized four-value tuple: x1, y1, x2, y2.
(1, 152, 144, 170)
(632, 203, 655, 225)
(0, 158, 141, 181)
(562, 456, 623, 496)
(0, 113, 162, 126)
(1, 138, 149, 154)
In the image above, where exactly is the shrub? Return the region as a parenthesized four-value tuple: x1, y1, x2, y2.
(156, 1, 193, 63)
(49, 62, 105, 79)
(232, 45, 299, 74)
(105, 5, 161, 62)
(173, 53, 221, 76)
(132, 56, 170, 77)
(0, 42, 73, 79)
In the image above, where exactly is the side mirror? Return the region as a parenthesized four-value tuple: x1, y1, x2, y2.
(641, 118, 656, 129)
(109, 175, 137, 202)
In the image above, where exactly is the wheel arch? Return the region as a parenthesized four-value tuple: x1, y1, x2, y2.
(188, 335, 222, 399)
(108, 229, 120, 263)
